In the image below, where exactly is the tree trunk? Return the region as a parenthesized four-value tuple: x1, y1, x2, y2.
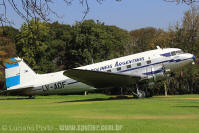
(164, 81, 168, 96)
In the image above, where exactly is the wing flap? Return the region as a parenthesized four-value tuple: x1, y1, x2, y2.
(64, 69, 141, 89)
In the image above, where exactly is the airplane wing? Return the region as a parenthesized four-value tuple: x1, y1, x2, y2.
(64, 69, 141, 89)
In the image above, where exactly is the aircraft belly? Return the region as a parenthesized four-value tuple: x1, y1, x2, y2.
(31, 81, 96, 95)
(167, 59, 191, 71)
(50, 82, 96, 94)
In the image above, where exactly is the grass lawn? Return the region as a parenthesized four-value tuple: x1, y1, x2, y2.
(0, 94, 199, 133)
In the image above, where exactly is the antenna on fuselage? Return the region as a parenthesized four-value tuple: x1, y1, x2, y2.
(92, 58, 94, 64)
(156, 46, 161, 49)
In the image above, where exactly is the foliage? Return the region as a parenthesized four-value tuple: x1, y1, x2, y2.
(65, 20, 132, 68)
(127, 7, 199, 95)
(164, 0, 199, 5)
(16, 19, 132, 71)
(0, 0, 121, 26)
(130, 27, 164, 52)
(0, 26, 18, 90)
(16, 18, 53, 73)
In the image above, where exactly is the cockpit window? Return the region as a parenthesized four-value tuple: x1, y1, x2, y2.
(171, 51, 176, 56)
(160, 52, 171, 57)
(176, 50, 184, 54)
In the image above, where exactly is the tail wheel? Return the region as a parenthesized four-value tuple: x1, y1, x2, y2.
(28, 95, 35, 99)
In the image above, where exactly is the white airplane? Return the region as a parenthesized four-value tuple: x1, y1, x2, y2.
(2, 46, 195, 98)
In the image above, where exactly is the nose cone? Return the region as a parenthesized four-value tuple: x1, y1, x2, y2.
(184, 53, 194, 59)
(192, 55, 196, 62)
(181, 53, 195, 65)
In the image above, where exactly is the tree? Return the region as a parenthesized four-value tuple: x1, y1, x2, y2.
(0, 26, 18, 91)
(177, 7, 199, 94)
(0, 26, 17, 69)
(181, 7, 199, 53)
(130, 27, 164, 53)
(0, 0, 121, 25)
(15, 19, 132, 73)
(164, 0, 199, 5)
(47, 22, 72, 70)
(0, 0, 198, 26)
(64, 20, 131, 69)
(16, 18, 52, 73)
(152, 7, 199, 95)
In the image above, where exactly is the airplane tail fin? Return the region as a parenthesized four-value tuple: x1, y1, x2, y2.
(5, 57, 37, 90)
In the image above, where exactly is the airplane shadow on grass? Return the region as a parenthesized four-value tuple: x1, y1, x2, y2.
(0, 96, 68, 100)
(173, 106, 199, 108)
(57, 95, 134, 103)
(0, 97, 29, 100)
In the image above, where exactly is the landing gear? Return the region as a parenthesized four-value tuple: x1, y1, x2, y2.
(28, 95, 35, 99)
(136, 89, 146, 98)
(131, 84, 153, 98)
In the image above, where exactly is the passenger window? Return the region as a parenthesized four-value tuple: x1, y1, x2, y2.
(147, 60, 151, 64)
(117, 67, 121, 71)
(171, 51, 176, 56)
(107, 69, 111, 72)
(127, 65, 131, 69)
(137, 62, 141, 66)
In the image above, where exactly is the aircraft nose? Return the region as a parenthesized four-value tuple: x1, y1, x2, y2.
(183, 53, 195, 64)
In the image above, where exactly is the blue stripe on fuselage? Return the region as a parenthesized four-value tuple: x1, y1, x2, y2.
(143, 69, 164, 75)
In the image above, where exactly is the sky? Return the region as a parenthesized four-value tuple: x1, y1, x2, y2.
(6, 0, 190, 31)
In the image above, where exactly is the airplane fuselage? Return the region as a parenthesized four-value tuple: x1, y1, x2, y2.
(5, 47, 195, 96)
(27, 47, 195, 96)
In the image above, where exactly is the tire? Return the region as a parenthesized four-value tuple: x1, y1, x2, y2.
(28, 95, 35, 99)
(137, 90, 146, 98)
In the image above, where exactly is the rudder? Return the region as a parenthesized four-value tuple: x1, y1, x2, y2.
(5, 57, 37, 90)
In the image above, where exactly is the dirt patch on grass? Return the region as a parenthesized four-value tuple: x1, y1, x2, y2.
(27, 102, 93, 108)
(154, 96, 199, 100)
(72, 115, 199, 120)
(155, 96, 173, 98)
(62, 102, 93, 105)
(183, 98, 199, 100)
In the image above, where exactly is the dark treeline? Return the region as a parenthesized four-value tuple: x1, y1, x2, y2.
(0, 7, 199, 95)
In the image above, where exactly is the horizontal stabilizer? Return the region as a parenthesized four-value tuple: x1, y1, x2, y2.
(0, 86, 33, 96)
(64, 69, 141, 89)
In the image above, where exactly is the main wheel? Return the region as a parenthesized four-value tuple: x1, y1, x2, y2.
(137, 90, 146, 98)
